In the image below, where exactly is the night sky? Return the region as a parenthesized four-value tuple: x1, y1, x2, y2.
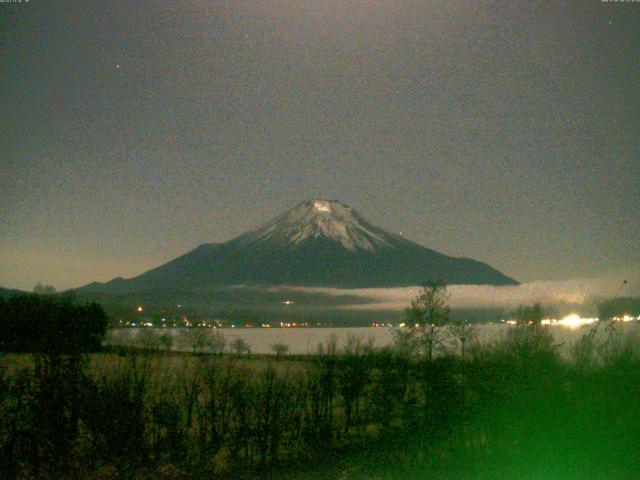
(1, 1, 639, 291)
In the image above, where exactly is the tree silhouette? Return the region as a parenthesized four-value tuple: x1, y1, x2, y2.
(231, 337, 250, 355)
(401, 282, 451, 360)
(0, 294, 108, 353)
(33, 283, 57, 295)
(271, 343, 289, 360)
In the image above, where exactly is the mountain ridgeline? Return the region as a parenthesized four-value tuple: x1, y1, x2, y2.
(81, 200, 517, 293)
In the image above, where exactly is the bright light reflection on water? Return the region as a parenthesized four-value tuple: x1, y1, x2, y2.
(541, 314, 598, 330)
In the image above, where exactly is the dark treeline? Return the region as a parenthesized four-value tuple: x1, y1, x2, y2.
(0, 294, 108, 353)
(1, 319, 639, 478)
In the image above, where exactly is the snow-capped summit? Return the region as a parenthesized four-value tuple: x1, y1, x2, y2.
(80, 199, 518, 292)
(234, 199, 399, 252)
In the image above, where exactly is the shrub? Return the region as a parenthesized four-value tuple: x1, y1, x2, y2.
(230, 338, 251, 355)
(496, 322, 558, 365)
(271, 343, 289, 360)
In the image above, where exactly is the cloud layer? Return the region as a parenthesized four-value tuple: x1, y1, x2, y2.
(275, 272, 639, 311)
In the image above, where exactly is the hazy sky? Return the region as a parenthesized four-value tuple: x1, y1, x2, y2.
(1, 1, 639, 291)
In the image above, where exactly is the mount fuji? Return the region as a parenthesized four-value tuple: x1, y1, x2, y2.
(80, 200, 517, 293)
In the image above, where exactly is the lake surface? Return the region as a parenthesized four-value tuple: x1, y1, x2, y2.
(107, 321, 639, 356)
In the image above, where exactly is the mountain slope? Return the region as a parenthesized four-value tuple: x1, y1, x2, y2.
(80, 200, 517, 292)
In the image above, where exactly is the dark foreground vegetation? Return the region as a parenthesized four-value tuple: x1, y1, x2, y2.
(0, 294, 108, 354)
(1, 292, 639, 479)
(0, 330, 638, 478)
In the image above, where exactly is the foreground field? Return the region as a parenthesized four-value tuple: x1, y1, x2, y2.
(1, 322, 640, 479)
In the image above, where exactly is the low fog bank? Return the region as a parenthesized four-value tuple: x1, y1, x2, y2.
(275, 272, 639, 316)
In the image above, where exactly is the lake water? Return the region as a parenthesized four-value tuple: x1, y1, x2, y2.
(107, 321, 639, 356)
